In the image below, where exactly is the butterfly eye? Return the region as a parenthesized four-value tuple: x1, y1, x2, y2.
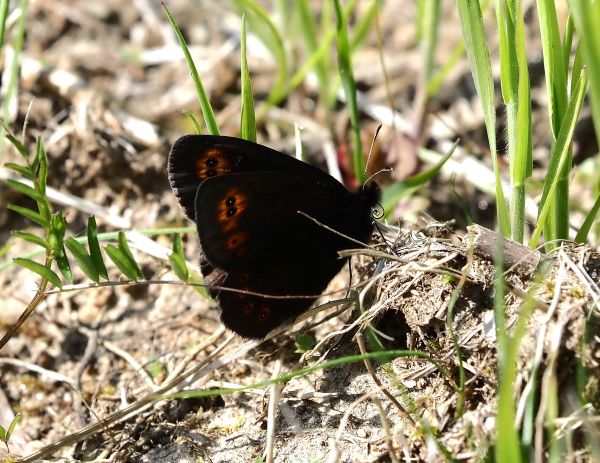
(206, 169, 216, 177)
(226, 197, 236, 206)
(206, 157, 218, 167)
(258, 306, 271, 322)
(371, 203, 384, 220)
(244, 303, 255, 315)
(226, 207, 237, 217)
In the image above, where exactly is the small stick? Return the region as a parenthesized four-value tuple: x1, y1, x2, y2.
(466, 224, 548, 276)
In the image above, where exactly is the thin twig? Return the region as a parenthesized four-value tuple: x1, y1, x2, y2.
(265, 359, 283, 463)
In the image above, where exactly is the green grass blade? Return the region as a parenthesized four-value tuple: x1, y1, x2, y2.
(169, 349, 455, 399)
(239, 14, 256, 143)
(456, 0, 509, 236)
(334, 0, 364, 184)
(14, 258, 62, 288)
(282, 31, 335, 106)
(0, 226, 196, 273)
(511, 0, 532, 243)
(87, 216, 108, 280)
(181, 110, 202, 135)
(427, 41, 464, 97)
(297, 0, 331, 107)
(382, 142, 457, 216)
(536, 0, 568, 136)
(568, 0, 600, 146)
(162, 3, 219, 135)
(1, 0, 27, 139)
(562, 16, 574, 76)
(417, 0, 441, 83)
(495, 0, 531, 243)
(272, 1, 359, 109)
(235, 0, 288, 106)
(495, 0, 517, 105)
(5, 413, 21, 444)
(574, 191, 600, 243)
(348, 0, 378, 52)
(493, 240, 522, 463)
(0, 0, 9, 49)
(572, 45, 584, 93)
(530, 69, 587, 248)
(537, 0, 570, 247)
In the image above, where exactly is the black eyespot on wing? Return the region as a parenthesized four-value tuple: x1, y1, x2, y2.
(258, 306, 271, 322)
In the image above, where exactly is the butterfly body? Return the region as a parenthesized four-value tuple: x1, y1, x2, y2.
(168, 135, 380, 338)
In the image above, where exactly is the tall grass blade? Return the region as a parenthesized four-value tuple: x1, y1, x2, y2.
(1, 0, 27, 131)
(240, 14, 256, 143)
(417, 0, 441, 83)
(297, 0, 332, 108)
(530, 69, 587, 248)
(0, 0, 10, 49)
(162, 3, 219, 135)
(511, 0, 532, 243)
(334, 0, 364, 184)
(568, 0, 600, 146)
(575, 192, 600, 243)
(537, 0, 570, 247)
(234, 0, 288, 106)
(456, 0, 509, 236)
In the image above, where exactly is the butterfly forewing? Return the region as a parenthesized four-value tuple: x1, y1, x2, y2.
(168, 135, 338, 220)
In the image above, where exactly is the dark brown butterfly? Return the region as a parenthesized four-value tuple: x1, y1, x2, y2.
(168, 135, 380, 338)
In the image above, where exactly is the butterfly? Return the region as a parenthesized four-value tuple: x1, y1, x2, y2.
(167, 135, 381, 338)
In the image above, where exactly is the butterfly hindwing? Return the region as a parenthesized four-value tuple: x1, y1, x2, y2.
(194, 171, 355, 270)
(216, 245, 349, 339)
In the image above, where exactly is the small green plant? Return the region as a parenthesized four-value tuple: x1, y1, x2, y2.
(0, 130, 155, 349)
(458, 0, 599, 248)
(0, 413, 21, 452)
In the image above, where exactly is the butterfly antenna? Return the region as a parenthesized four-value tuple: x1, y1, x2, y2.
(365, 167, 393, 185)
(364, 124, 383, 178)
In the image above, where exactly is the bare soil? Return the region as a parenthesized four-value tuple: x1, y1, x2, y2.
(0, 1, 599, 462)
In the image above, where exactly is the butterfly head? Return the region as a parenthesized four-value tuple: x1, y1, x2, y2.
(359, 181, 383, 219)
